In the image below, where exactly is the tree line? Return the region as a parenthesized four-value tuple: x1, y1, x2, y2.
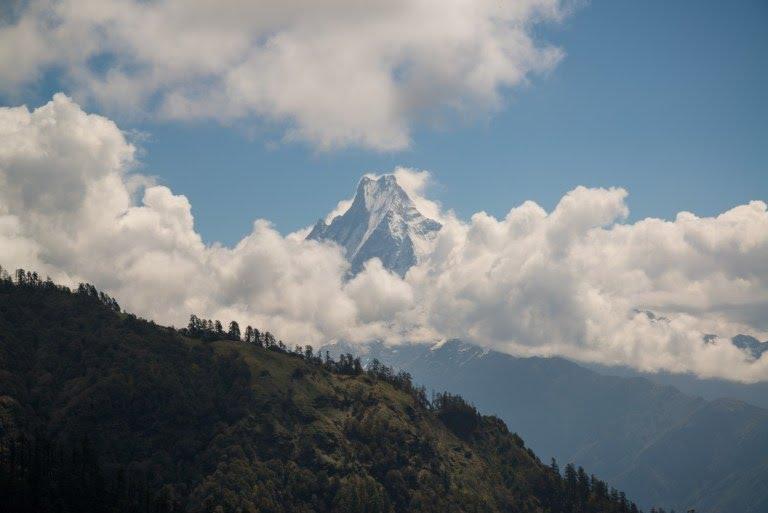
(0, 266, 676, 513)
(0, 266, 121, 313)
(182, 312, 435, 409)
(0, 265, 425, 406)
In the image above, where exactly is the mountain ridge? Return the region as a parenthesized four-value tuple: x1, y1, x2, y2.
(307, 174, 441, 276)
(0, 274, 647, 513)
(321, 338, 768, 513)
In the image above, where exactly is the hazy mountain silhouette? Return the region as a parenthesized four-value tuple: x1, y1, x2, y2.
(321, 339, 768, 513)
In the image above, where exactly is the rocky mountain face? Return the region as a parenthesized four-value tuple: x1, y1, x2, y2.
(307, 175, 441, 276)
(322, 339, 768, 513)
(731, 334, 768, 360)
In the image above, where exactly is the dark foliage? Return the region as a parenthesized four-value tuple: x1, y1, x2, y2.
(0, 267, 649, 512)
(0, 435, 182, 513)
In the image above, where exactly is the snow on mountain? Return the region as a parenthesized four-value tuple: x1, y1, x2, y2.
(307, 174, 441, 276)
(321, 339, 490, 374)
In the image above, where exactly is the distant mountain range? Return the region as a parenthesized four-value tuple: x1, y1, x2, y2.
(322, 339, 768, 513)
(584, 360, 768, 410)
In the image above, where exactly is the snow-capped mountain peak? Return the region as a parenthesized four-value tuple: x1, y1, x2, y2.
(307, 174, 441, 276)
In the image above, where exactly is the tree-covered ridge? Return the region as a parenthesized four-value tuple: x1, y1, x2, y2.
(0, 267, 658, 513)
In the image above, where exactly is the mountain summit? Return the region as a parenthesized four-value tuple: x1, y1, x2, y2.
(307, 174, 441, 276)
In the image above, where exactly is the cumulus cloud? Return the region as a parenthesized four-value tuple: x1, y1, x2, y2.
(406, 195, 768, 382)
(0, 94, 354, 342)
(1, 95, 767, 383)
(0, 0, 568, 150)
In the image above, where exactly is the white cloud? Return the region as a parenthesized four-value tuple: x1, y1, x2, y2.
(406, 197, 768, 382)
(324, 198, 354, 224)
(0, 0, 568, 150)
(1, 95, 767, 383)
(0, 94, 399, 345)
(345, 259, 414, 324)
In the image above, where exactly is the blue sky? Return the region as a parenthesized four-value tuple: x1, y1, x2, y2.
(8, 0, 767, 246)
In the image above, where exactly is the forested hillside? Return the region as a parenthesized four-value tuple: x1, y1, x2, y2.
(0, 269, 648, 513)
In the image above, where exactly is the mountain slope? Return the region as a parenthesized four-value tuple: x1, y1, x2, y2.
(584, 362, 768, 410)
(307, 175, 441, 276)
(619, 398, 768, 512)
(324, 339, 768, 513)
(0, 278, 642, 513)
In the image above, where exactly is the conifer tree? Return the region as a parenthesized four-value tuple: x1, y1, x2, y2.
(228, 321, 241, 341)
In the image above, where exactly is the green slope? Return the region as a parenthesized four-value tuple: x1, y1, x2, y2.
(0, 275, 641, 512)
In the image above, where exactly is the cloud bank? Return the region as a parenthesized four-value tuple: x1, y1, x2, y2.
(2, 95, 767, 382)
(0, 0, 568, 150)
